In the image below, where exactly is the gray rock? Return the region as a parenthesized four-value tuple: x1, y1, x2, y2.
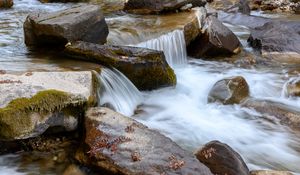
(64, 41, 176, 90)
(24, 5, 108, 47)
(77, 107, 213, 175)
(248, 21, 300, 64)
(0, 71, 96, 140)
(195, 140, 250, 175)
(187, 15, 241, 57)
(208, 76, 249, 105)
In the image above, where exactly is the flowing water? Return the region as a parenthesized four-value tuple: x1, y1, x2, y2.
(97, 68, 142, 116)
(1, 0, 300, 174)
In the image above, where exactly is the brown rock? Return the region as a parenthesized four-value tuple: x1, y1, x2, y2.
(286, 78, 300, 97)
(208, 76, 249, 105)
(77, 107, 213, 175)
(63, 164, 86, 175)
(195, 140, 250, 175)
(0, 0, 13, 8)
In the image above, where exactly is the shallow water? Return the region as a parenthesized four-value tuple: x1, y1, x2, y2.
(1, 0, 300, 174)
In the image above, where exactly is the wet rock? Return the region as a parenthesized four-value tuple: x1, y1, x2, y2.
(77, 107, 213, 175)
(0, 0, 13, 8)
(250, 170, 294, 175)
(255, 0, 300, 13)
(195, 140, 250, 175)
(0, 71, 96, 140)
(248, 21, 300, 64)
(24, 5, 108, 47)
(107, 10, 201, 47)
(187, 14, 241, 57)
(208, 76, 249, 104)
(242, 99, 300, 131)
(65, 41, 176, 90)
(285, 78, 300, 97)
(124, 0, 206, 14)
(63, 164, 86, 175)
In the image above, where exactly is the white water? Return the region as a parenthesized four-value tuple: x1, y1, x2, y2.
(134, 30, 188, 67)
(97, 68, 142, 116)
(135, 59, 300, 173)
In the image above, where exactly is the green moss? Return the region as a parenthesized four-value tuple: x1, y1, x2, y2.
(0, 90, 84, 140)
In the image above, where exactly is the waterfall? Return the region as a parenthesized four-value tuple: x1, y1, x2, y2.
(134, 30, 187, 67)
(97, 68, 143, 116)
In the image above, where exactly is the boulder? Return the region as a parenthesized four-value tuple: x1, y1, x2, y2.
(0, 71, 97, 140)
(195, 140, 250, 175)
(208, 76, 249, 105)
(248, 21, 300, 64)
(64, 41, 176, 90)
(250, 170, 294, 175)
(76, 107, 213, 175)
(24, 5, 108, 47)
(285, 78, 300, 97)
(0, 0, 13, 8)
(124, 0, 206, 14)
(187, 14, 241, 57)
(242, 99, 300, 131)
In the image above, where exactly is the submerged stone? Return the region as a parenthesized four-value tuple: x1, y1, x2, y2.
(76, 107, 213, 175)
(0, 71, 96, 140)
(65, 41, 176, 90)
(242, 99, 300, 131)
(250, 170, 294, 175)
(23, 5, 108, 47)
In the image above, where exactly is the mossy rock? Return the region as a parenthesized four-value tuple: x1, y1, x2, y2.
(0, 71, 97, 140)
(65, 41, 176, 90)
(0, 90, 87, 140)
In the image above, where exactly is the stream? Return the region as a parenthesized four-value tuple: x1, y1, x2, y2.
(1, 0, 300, 174)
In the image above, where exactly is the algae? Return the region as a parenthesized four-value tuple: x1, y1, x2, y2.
(0, 90, 85, 140)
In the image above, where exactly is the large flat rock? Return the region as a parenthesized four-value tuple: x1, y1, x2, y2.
(0, 71, 96, 140)
(24, 5, 108, 46)
(77, 107, 213, 175)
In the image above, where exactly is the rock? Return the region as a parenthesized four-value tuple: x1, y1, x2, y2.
(242, 99, 300, 131)
(40, 0, 85, 2)
(208, 76, 249, 104)
(0, 71, 97, 140)
(195, 140, 250, 175)
(0, 0, 13, 8)
(285, 78, 300, 97)
(63, 164, 86, 175)
(248, 21, 300, 64)
(23, 5, 108, 47)
(227, 0, 251, 15)
(77, 107, 213, 175)
(250, 170, 294, 175)
(107, 9, 201, 47)
(187, 14, 241, 57)
(124, 0, 206, 14)
(65, 41, 176, 90)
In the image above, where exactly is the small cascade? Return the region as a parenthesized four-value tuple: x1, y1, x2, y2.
(134, 30, 187, 67)
(97, 68, 143, 116)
